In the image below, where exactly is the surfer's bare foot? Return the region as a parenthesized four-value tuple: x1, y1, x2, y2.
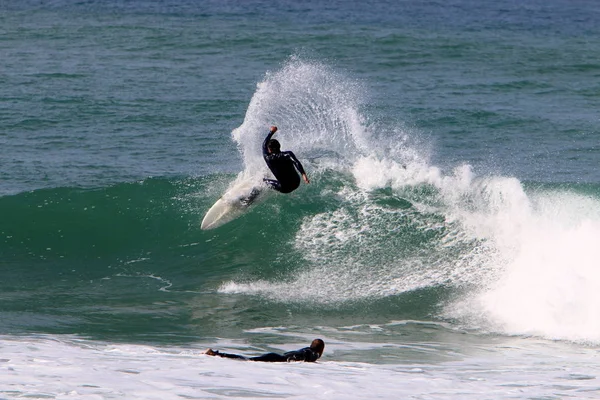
(205, 348, 218, 356)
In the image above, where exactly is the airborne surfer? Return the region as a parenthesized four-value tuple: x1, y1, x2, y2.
(240, 126, 309, 206)
(262, 126, 310, 193)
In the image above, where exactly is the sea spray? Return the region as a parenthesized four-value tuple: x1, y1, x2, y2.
(221, 58, 600, 344)
(221, 59, 492, 302)
(231, 57, 371, 175)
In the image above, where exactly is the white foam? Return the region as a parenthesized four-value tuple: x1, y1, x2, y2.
(351, 154, 600, 344)
(453, 191, 600, 343)
(2, 335, 599, 399)
(220, 196, 461, 303)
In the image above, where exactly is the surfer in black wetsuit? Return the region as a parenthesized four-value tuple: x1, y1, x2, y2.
(239, 126, 309, 206)
(262, 126, 309, 193)
(204, 339, 325, 362)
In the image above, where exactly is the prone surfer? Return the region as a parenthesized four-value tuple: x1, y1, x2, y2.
(205, 338, 324, 362)
(262, 126, 309, 193)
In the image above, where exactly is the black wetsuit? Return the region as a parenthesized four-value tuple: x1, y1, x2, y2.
(211, 347, 321, 362)
(263, 130, 307, 193)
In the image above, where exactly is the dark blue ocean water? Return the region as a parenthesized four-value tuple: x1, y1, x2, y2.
(2, 1, 600, 398)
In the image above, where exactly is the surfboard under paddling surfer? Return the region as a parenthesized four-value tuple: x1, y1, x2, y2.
(242, 126, 309, 205)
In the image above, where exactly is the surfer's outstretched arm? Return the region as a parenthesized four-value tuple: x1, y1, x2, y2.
(205, 349, 248, 360)
(263, 126, 278, 157)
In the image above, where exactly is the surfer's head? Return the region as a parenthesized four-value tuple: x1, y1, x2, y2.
(267, 139, 281, 153)
(310, 339, 325, 357)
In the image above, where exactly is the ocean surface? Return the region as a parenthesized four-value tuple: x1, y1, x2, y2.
(2, 0, 600, 398)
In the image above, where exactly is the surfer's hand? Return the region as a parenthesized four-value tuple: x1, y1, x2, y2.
(303, 174, 310, 184)
(270, 126, 278, 133)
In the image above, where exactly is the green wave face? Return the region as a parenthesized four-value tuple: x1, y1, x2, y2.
(3, 169, 599, 341)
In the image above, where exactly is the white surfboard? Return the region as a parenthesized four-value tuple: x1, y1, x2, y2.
(201, 178, 268, 230)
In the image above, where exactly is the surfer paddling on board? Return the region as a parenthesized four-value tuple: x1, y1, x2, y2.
(241, 126, 309, 206)
(205, 338, 324, 362)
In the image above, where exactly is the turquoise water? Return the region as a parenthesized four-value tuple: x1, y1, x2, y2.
(2, 1, 600, 398)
